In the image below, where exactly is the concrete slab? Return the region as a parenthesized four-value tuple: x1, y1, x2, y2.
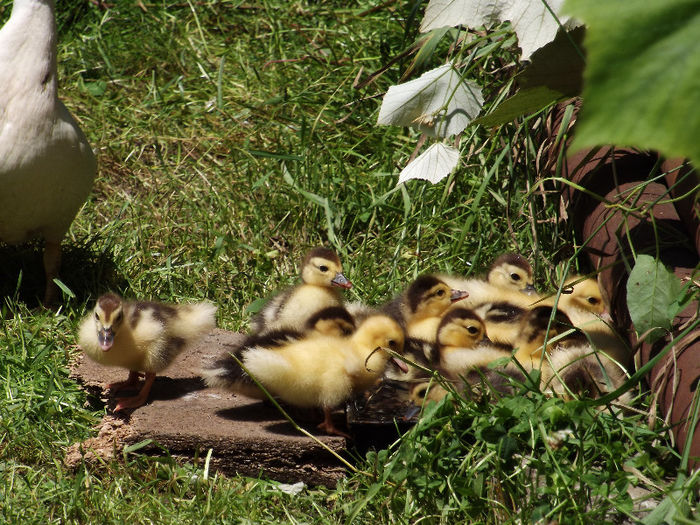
(70, 329, 347, 487)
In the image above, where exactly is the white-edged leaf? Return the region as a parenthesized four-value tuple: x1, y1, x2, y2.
(398, 142, 460, 184)
(377, 64, 483, 138)
(421, 0, 578, 60)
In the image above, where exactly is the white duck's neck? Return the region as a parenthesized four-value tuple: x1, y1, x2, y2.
(0, 0, 58, 106)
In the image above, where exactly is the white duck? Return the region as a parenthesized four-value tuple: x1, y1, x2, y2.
(0, 0, 97, 304)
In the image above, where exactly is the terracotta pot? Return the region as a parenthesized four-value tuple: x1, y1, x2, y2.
(543, 100, 700, 470)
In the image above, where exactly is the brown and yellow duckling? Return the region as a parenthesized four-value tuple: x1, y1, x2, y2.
(436, 307, 512, 376)
(250, 247, 352, 335)
(541, 345, 633, 406)
(79, 293, 217, 411)
(240, 314, 407, 438)
(409, 308, 519, 405)
(512, 306, 583, 368)
(202, 305, 356, 399)
(439, 253, 537, 310)
(383, 274, 469, 334)
(486, 253, 537, 295)
(544, 275, 630, 366)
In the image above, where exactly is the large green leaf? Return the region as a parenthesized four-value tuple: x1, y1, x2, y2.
(626, 254, 683, 342)
(566, 0, 700, 166)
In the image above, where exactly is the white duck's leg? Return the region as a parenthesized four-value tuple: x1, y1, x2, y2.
(42, 240, 62, 305)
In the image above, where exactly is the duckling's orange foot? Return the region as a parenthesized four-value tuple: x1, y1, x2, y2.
(318, 407, 351, 438)
(113, 392, 149, 412)
(316, 420, 351, 439)
(107, 371, 144, 393)
(112, 372, 156, 412)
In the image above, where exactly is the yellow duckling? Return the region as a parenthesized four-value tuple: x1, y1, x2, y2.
(409, 380, 451, 406)
(408, 307, 523, 403)
(383, 274, 469, 332)
(79, 293, 217, 411)
(439, 253, 537, 309)
(545, 275, 605, 323)
(487, 253, 537, 295)
(542, 345, 633, 405)
(202, 305, 356, 399)
(512, 306, 582, 367)
(250, 247, 352, 335)
(436, 307, 512, 377)
(472, 299, 530, 346)
(241, 314, 407, 438)
(545, 275, 630, 366)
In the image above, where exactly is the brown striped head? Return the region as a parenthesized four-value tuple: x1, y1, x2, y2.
(305, 306, 356, 337)
(488, 253, 536, 295)
(405, 275, 468, 320)
(518, 306, 581, 349)
(93, 293, 125, 352)
(559, 277, 606, 315)
(437, 307, 487, 350)
(300, 247, 352, 289)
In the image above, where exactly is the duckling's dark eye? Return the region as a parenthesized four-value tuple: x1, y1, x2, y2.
(436, 289, 445, 297)
(587, 297, 599, 305)
(115, 311, 124, 323)
(511, 273, 521, 281)
(467, 326, 479, 335)
(319, 265, 329, 272)
(388, 339, 397, 349)
(94, 312, 99, 320)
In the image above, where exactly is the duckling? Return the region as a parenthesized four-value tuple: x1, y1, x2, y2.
(409, 308, 532, 403)
(242, 315, 406, 437)
(382, 274, 469, 330)
(542, 345, 633, 406)
(409, 379, 451, 405)
(304, 305, 356, 337)
(202, 305, 356, 398)
(436, 307, 512, 377)
(250, 247, 352, 335)
(545, 275, 605, 323)
(379, 275, 468, 377)
(487, 253, 537, 295)
(384, 335, 436, 382)
(0, 0, 97, 304)
(512, 306, 583, 367)
(79, 293, 217, 411)
(545, 276, 630, 366)
(473, 299, 530, 346)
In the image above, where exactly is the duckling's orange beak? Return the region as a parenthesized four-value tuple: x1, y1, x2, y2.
(331, 272, 353, 289)
(450, 289, 469, 303)
(98, 328, 115, 351)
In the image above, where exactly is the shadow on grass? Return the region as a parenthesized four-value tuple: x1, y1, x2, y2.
(0, 239, 126, 309)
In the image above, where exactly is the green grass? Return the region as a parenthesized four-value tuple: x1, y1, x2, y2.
(0, 0, 696, 523)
